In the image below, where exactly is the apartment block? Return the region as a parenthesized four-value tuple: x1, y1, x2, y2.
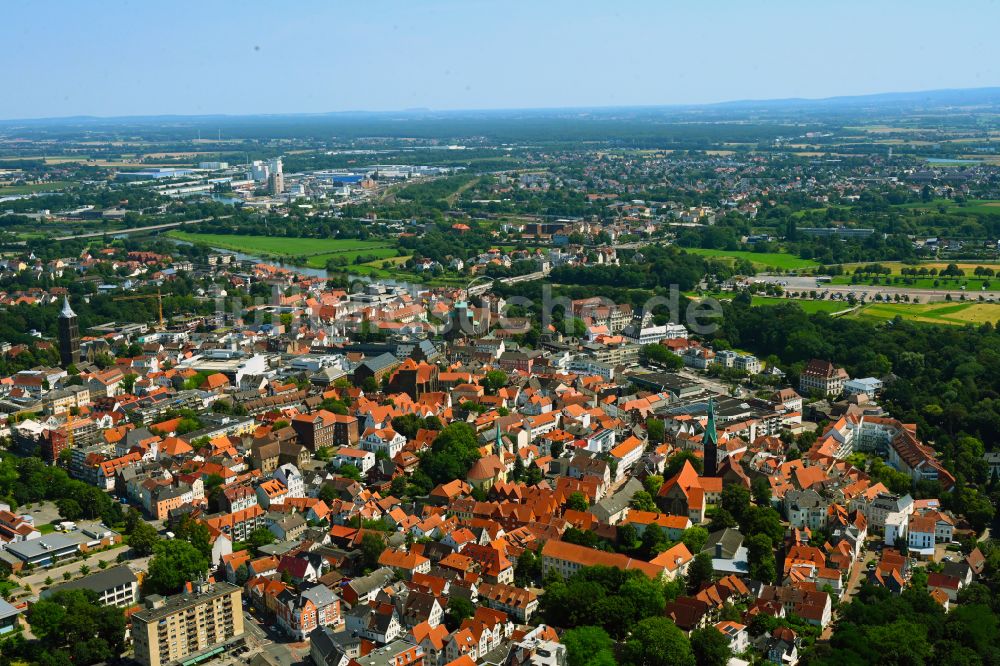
(132, 581, 244, 666)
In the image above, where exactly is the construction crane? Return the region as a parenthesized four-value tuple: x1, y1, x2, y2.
(114, 288, 164, 330)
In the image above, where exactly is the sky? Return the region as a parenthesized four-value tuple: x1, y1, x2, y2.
(2, 0, 999, 120)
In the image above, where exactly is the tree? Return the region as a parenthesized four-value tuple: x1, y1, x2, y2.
(339, 464, 362, 481)
(642, 344, 683, 369)
(751, 476, 772, 506)
(617, 523, 640, 553)
(691, 626, 731, 666)
(708, 508, 738, 531)
(746, 534, 776, 584)
(247, 527, 276, 550)
(146, 539, 210, 595)
(621, 617, 695, 666)
(562, 626, 616, 666)
(647, 418, 665, 444)
(686, 552, 715, 594)
(444, 596, 475, 631)
(630, 490, 657, 512)
(681, 526, 710, 554)
(483, 370, 508, 392)
(665, 451, 702, 478)
(514, 549, 542, 586)
(640, 523, 668, 558)
(419, 422, 481, 485)
(720, 484, 751, 525)
(56, 498, 82, 521)
(742, 506, 784, 545)
(183, 520, 213, 561)
(360, 533, 385, 572)
(27, 589, 125, 666)
(643, 475, 664, 495)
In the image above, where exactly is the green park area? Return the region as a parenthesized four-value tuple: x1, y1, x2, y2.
(684, 247, 819, 271)
(831, 261, 1000, 291)
(750, 296, 848, 314)
(166, 231, 397, 268)
(750, 294, 1000, 326)
(850, 300, 1000, 326)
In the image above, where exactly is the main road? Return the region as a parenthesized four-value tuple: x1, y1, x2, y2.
(53, 215, 231, 241)
(759, 274, 1000, 304)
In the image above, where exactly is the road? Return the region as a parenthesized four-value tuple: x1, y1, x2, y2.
(16, 551, 151, 594)
(760, 274, 1000, 304)
(675, 368, 747, 398)
(466, 267, 553, 296)
(53, 215, 231, 241)
(242, 608, 306, 666)
(820, 546, 871, 641)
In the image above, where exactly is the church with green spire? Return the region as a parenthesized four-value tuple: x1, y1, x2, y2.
(703, 397, 719, 477)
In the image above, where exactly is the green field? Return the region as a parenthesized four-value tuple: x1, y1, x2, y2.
(748, 294, 1000, 325)
(166, 231, 397, 267)
(751, 296, 849, 314)
(831, 260, 1000, 291)
(851, 301, 1000, 326)
(684, 247, 819, 270)
(0, 181, 73, 194)
(894, 198, 1000, 215)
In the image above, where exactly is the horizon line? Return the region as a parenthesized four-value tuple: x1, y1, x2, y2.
(3, 84, 1000, 125)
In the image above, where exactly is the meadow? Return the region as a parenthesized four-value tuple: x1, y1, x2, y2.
(850, 301, 1000, 326)
(831, 260, 1000, 291)
(0, 181, 73, 194)
(893, 198, 1000, 215)
(683, 247, 818, 270)
(166, 231, 397, 267)
(750, 296, 849, 314)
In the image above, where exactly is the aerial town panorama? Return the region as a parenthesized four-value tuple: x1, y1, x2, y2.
(1, 3, 1000, 666)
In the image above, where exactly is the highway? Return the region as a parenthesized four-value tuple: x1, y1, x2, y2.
(53, 215, 230, 241)
(759, 274, 1000, 305)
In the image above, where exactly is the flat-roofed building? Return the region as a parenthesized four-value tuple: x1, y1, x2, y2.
(131, 580, 244, 666)
(42, 564, 139, 608)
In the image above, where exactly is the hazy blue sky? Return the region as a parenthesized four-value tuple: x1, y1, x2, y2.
(2, 0, 999, 119)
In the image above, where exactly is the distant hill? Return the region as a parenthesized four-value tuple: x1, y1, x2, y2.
(4, 86, 1000, 127)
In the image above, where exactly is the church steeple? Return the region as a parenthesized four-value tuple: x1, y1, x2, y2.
(58, 296, 81, 368)
(703, 397, 719, 477)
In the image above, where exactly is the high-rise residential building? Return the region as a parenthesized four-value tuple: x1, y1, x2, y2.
(268, 157, 284, 194)
(250, 160, 270, 183)
(58, 297, 81, 367)
(131, 581, 244, 666)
